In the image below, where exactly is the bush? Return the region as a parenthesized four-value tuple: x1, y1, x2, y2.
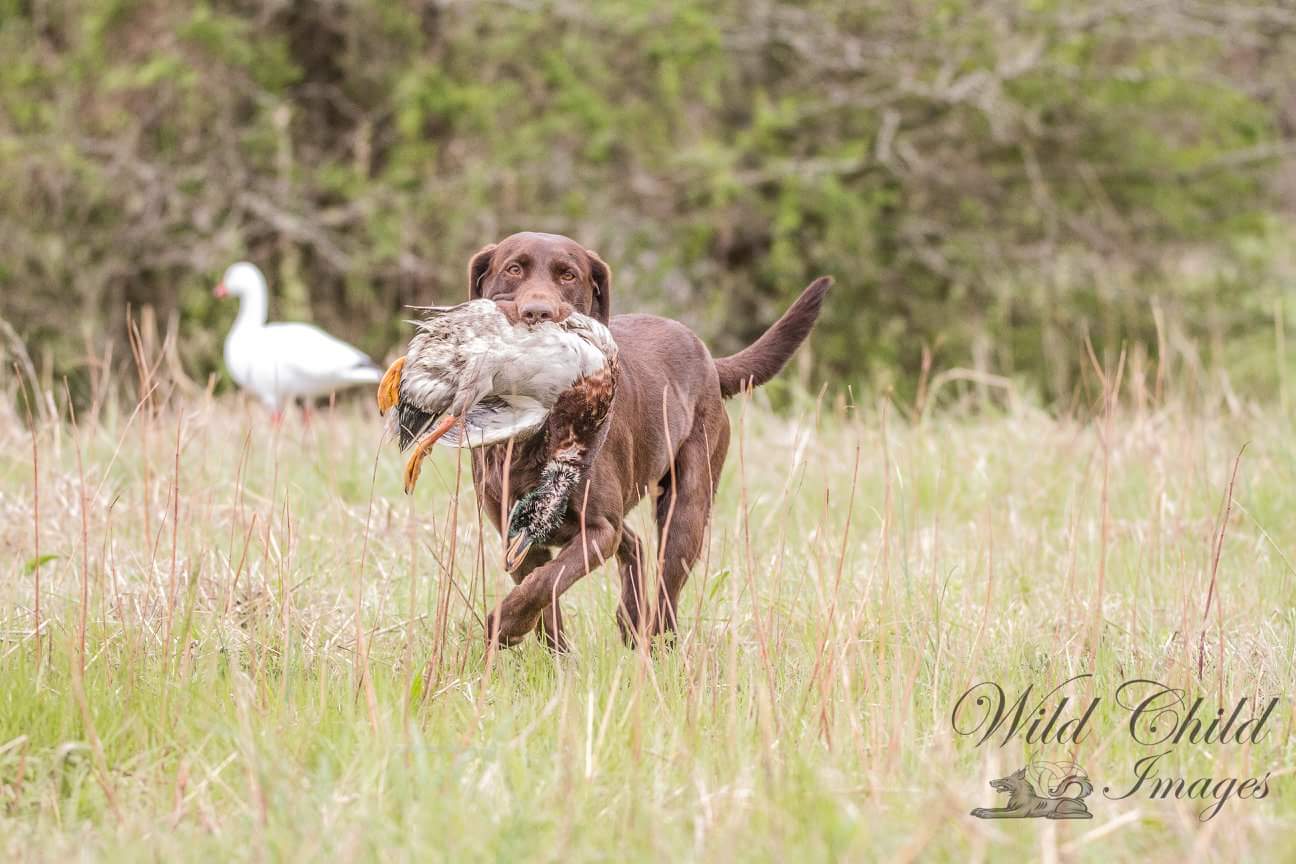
(2, 0, 1294, 404)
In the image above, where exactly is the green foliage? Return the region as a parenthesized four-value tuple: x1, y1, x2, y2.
(1, 0, 1294, 403)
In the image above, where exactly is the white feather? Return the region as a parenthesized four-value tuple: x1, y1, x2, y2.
(395, 301, 617, 448)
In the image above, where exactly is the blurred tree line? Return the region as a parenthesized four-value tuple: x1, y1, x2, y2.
(3, 0, 1296, 406)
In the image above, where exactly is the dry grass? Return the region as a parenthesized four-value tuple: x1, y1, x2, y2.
(0, 373, 1293, 862)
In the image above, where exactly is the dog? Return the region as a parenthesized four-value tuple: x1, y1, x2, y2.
(465, 232, 830, 650)
(970, 768, 1094, 819)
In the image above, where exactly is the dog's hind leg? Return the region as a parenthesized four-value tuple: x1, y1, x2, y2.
(650, 410, 729, 639)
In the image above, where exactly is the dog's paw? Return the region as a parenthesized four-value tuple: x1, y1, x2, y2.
(485, 594, 541, 650)
(970, 808, 988, 818)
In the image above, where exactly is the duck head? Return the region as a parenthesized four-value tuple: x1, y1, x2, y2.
(466, 232, 611, 326)
(505, 461, 582, 572)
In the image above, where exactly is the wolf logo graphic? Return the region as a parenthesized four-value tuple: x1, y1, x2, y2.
(971, 763, 1094, 820)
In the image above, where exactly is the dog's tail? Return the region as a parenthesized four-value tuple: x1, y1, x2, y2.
(715, 276, 832, 398)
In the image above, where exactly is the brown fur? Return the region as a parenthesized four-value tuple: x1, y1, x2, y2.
(467, 232, 830, 649)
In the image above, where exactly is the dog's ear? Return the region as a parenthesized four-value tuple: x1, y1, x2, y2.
(585, 249, 611, 323)
(467, 243, 498, 300)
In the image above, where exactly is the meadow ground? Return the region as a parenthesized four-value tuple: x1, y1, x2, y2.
(1, 379, 1294, 862)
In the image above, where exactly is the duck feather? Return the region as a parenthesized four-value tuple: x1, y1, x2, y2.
(388, 300, 617, 450)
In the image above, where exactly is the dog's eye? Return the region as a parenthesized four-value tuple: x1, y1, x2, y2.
(559, 269, 576, 283)
(505, 263, 524, 277)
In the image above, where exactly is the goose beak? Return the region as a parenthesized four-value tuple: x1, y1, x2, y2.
(402, 414, 458, 494)
(213, 282, 228, 299)
(376, 356, 405, 415)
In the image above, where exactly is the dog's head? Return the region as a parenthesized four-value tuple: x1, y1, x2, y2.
(989, 769, 1028, 793)
(467, 232, 611, 326)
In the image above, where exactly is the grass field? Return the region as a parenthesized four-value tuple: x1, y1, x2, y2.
(1, 378, 1294, 862)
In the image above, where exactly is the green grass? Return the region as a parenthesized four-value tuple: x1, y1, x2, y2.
(1, 385, 1294, 862)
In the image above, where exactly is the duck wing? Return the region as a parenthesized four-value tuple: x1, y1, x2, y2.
(406, 299, 503, 326)
(495, 320, 613, 409)
(395, 341, 501, 449)
(437, 394, 550, 448)
(406, 299, 487, 314)
(561, 313, 618, 359)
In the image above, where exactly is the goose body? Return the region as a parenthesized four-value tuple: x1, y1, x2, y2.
(215, 262, 382, 414)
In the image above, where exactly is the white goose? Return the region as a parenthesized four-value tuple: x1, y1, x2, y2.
(215, 262, 382, 418)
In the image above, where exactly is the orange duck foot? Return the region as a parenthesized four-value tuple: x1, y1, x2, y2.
(377, 356, 405, 415)
(401, 414, 459, 494)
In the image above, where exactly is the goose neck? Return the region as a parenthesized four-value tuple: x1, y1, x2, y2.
(232, 282, 268, 331)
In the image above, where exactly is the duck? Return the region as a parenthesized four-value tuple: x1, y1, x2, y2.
(214, 262, 382, 418)
(377, 299, 618, 570)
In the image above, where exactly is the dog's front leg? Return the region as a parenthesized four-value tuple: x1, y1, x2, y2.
(486, 516, 620, 649)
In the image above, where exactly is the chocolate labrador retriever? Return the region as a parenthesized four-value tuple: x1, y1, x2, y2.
(468, 232, 830, 650)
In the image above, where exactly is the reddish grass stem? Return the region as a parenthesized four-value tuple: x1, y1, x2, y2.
(1198, 443, 1247, 680)
(18, 369, 42, 667)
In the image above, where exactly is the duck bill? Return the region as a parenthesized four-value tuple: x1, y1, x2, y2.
(402, 414, 458, 494)
(504, 529, 532, 574)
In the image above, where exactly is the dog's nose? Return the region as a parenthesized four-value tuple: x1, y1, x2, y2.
(520, 300, 557, 325)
